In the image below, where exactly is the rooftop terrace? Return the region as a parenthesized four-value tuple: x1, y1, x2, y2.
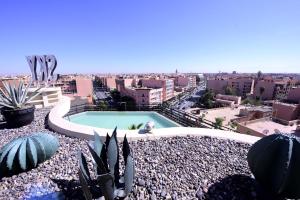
(0, 107, 282, 199)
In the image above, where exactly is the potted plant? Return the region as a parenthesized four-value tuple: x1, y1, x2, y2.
(0, 80, 41, 128)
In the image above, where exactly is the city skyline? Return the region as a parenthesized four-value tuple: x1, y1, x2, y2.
(1, 0, 300, 74)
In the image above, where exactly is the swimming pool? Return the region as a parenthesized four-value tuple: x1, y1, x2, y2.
(67, 111, 180, 129)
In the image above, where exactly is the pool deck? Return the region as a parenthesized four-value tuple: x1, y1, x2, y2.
(48, 96, 260, 144)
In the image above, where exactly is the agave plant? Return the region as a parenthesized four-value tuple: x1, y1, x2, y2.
(248, 133, 300, 199)
(128, 123, 143, 130)
(78, 128, 135, 200)
(0, 132, 59, 177)
(0, 80, 41, 109)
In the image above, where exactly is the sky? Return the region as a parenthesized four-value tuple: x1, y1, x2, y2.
(0, 0, 300, 74)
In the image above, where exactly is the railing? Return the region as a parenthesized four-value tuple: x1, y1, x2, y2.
(66, 103, 236, 132)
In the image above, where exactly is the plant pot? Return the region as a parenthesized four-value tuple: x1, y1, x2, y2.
(1, 106, 35, 128)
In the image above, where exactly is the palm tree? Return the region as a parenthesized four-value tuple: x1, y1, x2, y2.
(128, 123, 144, 130)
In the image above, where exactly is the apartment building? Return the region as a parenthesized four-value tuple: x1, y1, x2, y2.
(116, 79, 163, 106)
(141, 78, 174, 101)
(174, 76, 197, 88)
(254, 79, 297, 100)
(207, 77, 254, 97)
(96, 76, 117, 90)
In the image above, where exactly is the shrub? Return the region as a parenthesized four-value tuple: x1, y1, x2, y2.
(0, 132, 59, 177)
(78, 128, 135, 200)
(214, 117, 224, 129)
(247, 133, 300, 199)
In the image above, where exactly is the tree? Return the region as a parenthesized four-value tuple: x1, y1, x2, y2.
(196, 76, 201, 85)
(120, 96, 136, 111)
(259, 86, 265, 100)
(224, 86, 236, 96)
(214, 117, 224, 129)
(98, 100, 108, 110)
(110, 89, 121, 102)
(257, 71, 263, 79)
(198, 89, 214, 109)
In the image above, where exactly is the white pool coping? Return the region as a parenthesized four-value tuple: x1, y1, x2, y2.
(48, 96, 261, 144)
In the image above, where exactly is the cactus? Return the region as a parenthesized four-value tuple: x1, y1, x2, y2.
(0, 80, 41, 109)
(247, 133, 300, 199)
(78, 128, 135, 200)
(0, 132, 59, 177)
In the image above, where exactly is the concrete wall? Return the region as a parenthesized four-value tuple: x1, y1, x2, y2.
(272, 102, 300, 121)
(216, 94, 241, 105)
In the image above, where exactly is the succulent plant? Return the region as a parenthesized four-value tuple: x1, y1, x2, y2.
(128, 123, 143, 130)
(247, 133, 300, 199)
(0, 132, 59, 177)
(0, 80, 41, 109)
(78, 128, 135, 200)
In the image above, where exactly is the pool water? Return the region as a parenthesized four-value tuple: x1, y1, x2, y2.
(67, 111, 179, 129)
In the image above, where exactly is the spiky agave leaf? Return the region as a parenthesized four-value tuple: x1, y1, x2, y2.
(123, 154, 134, 196)
(0, 87, 13, 104)
(123, 135, 131, 162)
(107, 127, 120, 186)
(93, 131, 103, 157)
(79, 168, 93, 200)
(87, 143, 108, 175)
(78, 151, 91, 183)
(24, 87, 42, 105)
(105, 132, 110, 149)
(97, 173, 114, 200)
(136, 123, 143, 129)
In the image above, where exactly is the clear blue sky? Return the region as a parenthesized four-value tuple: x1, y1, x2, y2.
(0, 0, 300, 74)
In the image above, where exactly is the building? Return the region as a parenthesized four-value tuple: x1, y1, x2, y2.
(174, 76, 197, 89)
(95, 76, 117, 90)
(207, 77, 254, 97)
(141, 78, 174, 101)
(215, 94, 241, 107)
(116, 79, 163, 107)
(237, 87, 300, 137)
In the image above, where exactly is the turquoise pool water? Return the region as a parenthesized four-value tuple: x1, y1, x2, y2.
(68, 111, 179, 129)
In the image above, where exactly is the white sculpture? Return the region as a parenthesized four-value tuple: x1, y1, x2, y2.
(144, 121, 155, 133)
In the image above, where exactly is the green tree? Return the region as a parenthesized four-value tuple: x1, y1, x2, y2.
(120, 96, 136, 111)
(257, 70, 263, 79)
(196, 76, 201, 85)
(224, 86, 236, 96)
(110, 89, 121, 102)
(259, 86, 265, 100)
(98, 100, 108, 110)
(198, 89, 214, 109)
(214, 117, 224, 129)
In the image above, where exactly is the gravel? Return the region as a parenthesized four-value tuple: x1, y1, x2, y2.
(0, 108, 287, 200)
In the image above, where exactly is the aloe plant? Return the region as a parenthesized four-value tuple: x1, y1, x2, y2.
(128, 123, 143, 130)
(0, 80, 41, 109)
(0, 132, 59, 177)
(78, 128, 135, 200)
(247, 133, 300, 199)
